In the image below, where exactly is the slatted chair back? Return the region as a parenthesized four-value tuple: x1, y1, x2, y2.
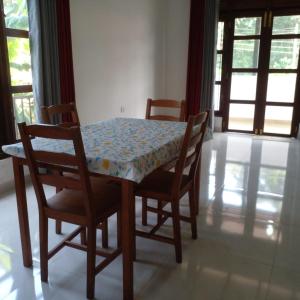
(18, 123, 94, 219)
(41, 103, 80, 128)
(171, 111, 209, 197)
(146, 98, 186, 122)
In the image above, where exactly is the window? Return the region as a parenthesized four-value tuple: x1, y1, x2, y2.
(214, 21, 224, 113)
(0, 0, 35, 155)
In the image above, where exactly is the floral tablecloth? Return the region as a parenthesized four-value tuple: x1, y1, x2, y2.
(2, 118, 187, 183)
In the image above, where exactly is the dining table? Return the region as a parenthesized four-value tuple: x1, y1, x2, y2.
(2, 117, 189, 300)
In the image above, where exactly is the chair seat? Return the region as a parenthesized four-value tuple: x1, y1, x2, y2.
(136, 170, 192, 201)
(46, 176, 121, 223)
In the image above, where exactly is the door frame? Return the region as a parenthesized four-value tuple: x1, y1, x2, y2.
(269, 9, 300, 138)
(221, 10, 266, 135)
(220, 9, 300, 137)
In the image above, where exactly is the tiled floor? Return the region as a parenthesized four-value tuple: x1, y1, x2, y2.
(1, 133, 300, 299)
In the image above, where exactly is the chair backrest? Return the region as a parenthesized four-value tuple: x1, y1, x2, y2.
(171, 110, 210, 197)
(41, 103, 80, 128)
(145, 98, 186, 122)
(18, 123, 94, 218)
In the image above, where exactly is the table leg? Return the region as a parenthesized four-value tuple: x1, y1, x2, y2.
(12, 157, 32, 267)
(121, 180, 134, 300)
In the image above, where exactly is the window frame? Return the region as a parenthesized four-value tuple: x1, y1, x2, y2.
(0, 0, 33, 158)
(219, 8, 300, 137)
(214, 20, 225, 117)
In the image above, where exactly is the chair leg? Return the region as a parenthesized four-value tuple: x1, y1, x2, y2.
(40, 216, 48, 282)
(55, 220, 62, 234)
(101, 220, 109, 249)
(189, 187, 198, 240)
(55, 186, 62, 234)
(81, 227, 87, 245)
(171, 201, 182, 263)
(117, 211, 122, 249)
(142, 197, 148, 226)
(133, 199, 137, 261)
(157, 201, 163, 224)
(86, 225, 96, 300)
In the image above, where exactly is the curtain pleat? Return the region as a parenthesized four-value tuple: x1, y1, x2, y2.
(185, 0, 205, 117)
(201, 0, 219, 138)
(27, 0, 61, 122)
(56, 0, 76, 106)
(186, 0, 219, 139)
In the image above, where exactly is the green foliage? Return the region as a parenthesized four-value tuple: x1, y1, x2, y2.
(4, 0, 29, 30)
(233, 16, 300, 70)
(4, 0, 35, 125)
(4, 0, 32, 85)
(273, 15, 300, 35)
(235, 17, 261, 36)
(269, 39, 300, 69)
(233, 39, 260, 69)
(7, 37, 31, 70)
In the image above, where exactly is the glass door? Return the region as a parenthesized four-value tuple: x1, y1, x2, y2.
(261, 13, 300, 136)
(222, 10, 300, 137)
(224, 14, 264, 134)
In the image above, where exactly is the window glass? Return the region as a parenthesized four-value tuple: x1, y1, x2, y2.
(13, 93, 36, 138)
(266, 73, 297, 102)
(3, 0, 29, 30)
(217, 22, 224, 50)
(233, 39, 260, 68)
(7, 37, 32, 86)
(214, 84, 221, 111)
(264, 106, 293, 135)
(234, 17, 262, 36)
(230, 73, 258, 100)
(216, 54, 222, 81)
(273, 15, 300, 35)
(228, 104, 255, 131)
(269, 39, 300, 69)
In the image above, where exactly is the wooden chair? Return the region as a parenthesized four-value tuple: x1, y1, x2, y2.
(142, 98, 186, 226)
(18, 123, 122, 299)
(145, 98, 186, 122)
(41, 102, 80, 128)
(41, 103, 101, 240)
(135, 111, 208, 263)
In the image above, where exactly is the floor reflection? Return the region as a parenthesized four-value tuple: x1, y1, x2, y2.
(1, 133, 300, 299)
(202, 134, 291, 227)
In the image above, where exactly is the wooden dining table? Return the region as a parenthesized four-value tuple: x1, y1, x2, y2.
(2, 117, 188, 300)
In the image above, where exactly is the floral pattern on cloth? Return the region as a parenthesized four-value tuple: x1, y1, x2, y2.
(2, 118, 187, 183)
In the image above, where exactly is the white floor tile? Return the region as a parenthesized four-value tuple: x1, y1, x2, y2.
(1, 133, 300, 299)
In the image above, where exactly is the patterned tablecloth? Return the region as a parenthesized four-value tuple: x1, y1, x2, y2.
(2, 118, 187, 183)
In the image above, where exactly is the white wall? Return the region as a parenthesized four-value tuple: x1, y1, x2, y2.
(70, 0, 169, 124)
(70, 0, 190, 124)
(0, 158, 29, 193)
(0, 159, 14, 193)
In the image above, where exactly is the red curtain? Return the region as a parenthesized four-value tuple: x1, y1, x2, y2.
(56, 0, 76, 106)
(185, 0, 205, 117)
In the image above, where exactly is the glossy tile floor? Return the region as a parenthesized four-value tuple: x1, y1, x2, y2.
(1, 133, 300, 299)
